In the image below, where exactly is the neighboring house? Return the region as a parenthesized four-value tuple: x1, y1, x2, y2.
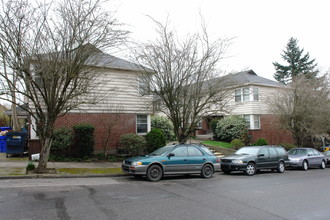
(28, 48, 153, 155)
(198, 70, 294, 145)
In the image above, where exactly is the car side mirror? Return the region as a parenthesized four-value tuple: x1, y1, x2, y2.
(258, 154, 265, 157)
(308, 154, 313, 156)
(168, 153, 175, 157)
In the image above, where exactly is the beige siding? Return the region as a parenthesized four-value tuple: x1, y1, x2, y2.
(227, 86, 279, 115)
(70, 68, 153, 114)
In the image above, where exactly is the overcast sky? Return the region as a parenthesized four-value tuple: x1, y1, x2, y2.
(112, 0, 330, 80)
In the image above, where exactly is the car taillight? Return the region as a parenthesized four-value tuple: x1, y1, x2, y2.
(216, 158, 220, 163)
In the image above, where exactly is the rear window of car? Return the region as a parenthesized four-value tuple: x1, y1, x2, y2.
(200, 146, 215, 156)
(275, 147, 286, 155)
(268, 147, 278, 156)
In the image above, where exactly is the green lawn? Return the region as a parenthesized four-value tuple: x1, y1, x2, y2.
(201, 140, 232, 148)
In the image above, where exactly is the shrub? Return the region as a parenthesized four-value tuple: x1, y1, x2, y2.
(254, 138, 268, 146)
(119, 133, 146, 156)
(145, 128, 166, 153)
(231, 138, 245, 150)
(214, 116, 248, 142)
(151, 116, 175, 141)
(50, 127, 73, 157)
(210, 119, 220, 134)
(73, 124, 95, 158)
(280, 143, 297, 151)
(26, 161, 35, 171)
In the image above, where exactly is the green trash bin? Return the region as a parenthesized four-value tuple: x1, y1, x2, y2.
(5, 132, 28, 157)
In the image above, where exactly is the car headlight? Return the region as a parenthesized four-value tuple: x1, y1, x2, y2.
(132, 161, 143, 166)
(290, 158, 301, 162)
(232, 159, 243, 164)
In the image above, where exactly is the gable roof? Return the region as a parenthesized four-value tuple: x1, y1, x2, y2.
(222, 70, 286, 88)
(87, 52, 145, 72)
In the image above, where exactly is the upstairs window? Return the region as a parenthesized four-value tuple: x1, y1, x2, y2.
(235, 87, 259, 102)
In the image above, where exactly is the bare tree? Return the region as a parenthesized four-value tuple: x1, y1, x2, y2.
(134, 18, 232, 143)
(0, 0, 128, 173)
(100, 105, 122, 157)
(268, 74, 330, 147)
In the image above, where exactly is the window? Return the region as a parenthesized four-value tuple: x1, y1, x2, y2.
(243, 88, 250, 101)
(235, 89, 242, 102)
(268, 147, 277, 156)
(312, 149, 321, 155)
(188, 147, 204, 156)
(275, 147, 286, 155)
(243, 115, 260, 130)
(137, 115, 148, 133)
(253, 88, 259, 101)
(138, 76, 150, 96)
(235, 87, 259, 102)
(172, 147, 188, 157)
(259, 148, 269, 156)
(307, 149, 314, 156)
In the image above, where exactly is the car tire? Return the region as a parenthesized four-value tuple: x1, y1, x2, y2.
(245, 163, 256, 176)
(320, 160, 326, 169)
(277, 161, 285, 173)
(302, 160, 308, 171)
(222, 169, 231, 174)
(146, 164, 163, 182)
(201, 164, 214, 178)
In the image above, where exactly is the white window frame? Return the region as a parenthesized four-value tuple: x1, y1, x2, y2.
(235, 87, 259, 102)
(136, 114, 151, 134)
(243, 114, 260, 130)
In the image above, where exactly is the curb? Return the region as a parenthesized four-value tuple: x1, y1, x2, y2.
(0, 173, 130, 180)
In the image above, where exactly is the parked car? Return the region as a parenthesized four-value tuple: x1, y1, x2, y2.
(288, 148, 327, 170)
(325, 151, 330, 165)
(220, 146, 289, 176)
(122, 144, 221, 182)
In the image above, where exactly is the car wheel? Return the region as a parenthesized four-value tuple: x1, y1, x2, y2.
(277, 161, 285, 173)
(201, 164, 214, 178)
(302, 160, 308, 171)
(320, 160, 326, 169)
(222, 169, 231, 174)
(146, 164, 163, 182)
(245, 163, 256, 176)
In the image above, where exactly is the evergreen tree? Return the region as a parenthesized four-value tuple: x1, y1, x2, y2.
(273, 37, 318, 84)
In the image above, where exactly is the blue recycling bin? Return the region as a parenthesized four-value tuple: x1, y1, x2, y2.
(0, 127, 12, 131)
(5, 132, 28, 157)
(0, 136, 6, 153)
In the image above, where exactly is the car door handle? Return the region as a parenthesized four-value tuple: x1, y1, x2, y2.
(203, 158, 206, 160)
(183, 159, 187, 161)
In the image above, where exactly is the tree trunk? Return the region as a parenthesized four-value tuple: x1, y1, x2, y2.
(11, 104, 20, 131)
(37, 137, 52, 173)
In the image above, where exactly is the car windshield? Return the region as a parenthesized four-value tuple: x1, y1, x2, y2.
(149, 145, 175, 156)
(235, 147, 260, 155)
(288, 149, 307, 155)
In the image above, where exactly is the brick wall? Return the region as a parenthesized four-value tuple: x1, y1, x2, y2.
(54, 113, 137, 154)
(249, 114, 294, 145)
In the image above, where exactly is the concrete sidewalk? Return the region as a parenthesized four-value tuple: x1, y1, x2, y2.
(0, 153, 125, 179)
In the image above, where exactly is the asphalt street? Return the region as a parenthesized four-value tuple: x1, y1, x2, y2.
(1, 168, 330, 220)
